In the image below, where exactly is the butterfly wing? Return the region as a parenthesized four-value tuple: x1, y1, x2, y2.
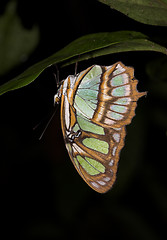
(60, 62, 146, 193)
(92, 62, 146, 128)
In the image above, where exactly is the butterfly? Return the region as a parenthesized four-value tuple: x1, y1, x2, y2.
(54, 62, 146, 193)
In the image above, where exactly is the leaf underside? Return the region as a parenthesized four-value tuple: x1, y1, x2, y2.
(0, 31, 167, 95)
(98, 0, 167, 26)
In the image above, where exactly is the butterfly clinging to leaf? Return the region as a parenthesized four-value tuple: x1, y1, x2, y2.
(54, 62, 146, 193)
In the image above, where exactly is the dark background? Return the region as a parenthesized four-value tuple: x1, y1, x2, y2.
(1, 0, 167, 239)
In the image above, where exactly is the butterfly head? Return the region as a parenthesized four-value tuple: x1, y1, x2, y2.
(54, 90, 61, 105)
(54, 93, 60, 105)
(54, 81, 63, 105)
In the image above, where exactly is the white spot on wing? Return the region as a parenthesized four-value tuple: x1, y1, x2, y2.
(112, 146, 117, 156)
(122, 73, 129, 84)
(109, 159, 114, 166)
(113, 133, 120, 143)
(125, 85, 131, 95)
(104, 118, 115, 125)
(103, 177, 110, 182)
(97, 180, 106, 186)
(91, 182, 99, 188)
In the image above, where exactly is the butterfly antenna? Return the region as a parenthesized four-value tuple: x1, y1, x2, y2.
(74, 55, 80, 76)
(39, 106, 58, 140)
(53, 64, 60, 88)
(75, 61, 78, 76)
(33, 105, 58, 140)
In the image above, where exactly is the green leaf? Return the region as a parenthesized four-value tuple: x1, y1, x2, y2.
(63, 38, 167, 67)
(0, 1, 39, 76)
(98, 0, 167, 26)
(0, 31, 167, 96)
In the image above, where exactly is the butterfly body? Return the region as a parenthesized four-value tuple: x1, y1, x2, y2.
(54, 62, 146, 193)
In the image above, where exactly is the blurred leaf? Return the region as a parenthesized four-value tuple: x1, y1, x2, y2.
(0, 31, 167, 96)
(146, 56, 167, 100)
(146, 57, 167, 130)
(152, 107, 167, 129)
(146, 56, 167, 82)
(0, 0, 39, 76)
(110, 204, 158, 240)
(143, 164, 167, 217)
(98, 0, 167, 26)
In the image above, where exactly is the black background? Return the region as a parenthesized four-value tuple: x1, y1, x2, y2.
(1, 0, 167, 239)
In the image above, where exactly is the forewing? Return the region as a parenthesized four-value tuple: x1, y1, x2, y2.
(92, 62, 147, 128)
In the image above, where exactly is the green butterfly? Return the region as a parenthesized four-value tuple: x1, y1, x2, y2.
(54, 62, 146, 193)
